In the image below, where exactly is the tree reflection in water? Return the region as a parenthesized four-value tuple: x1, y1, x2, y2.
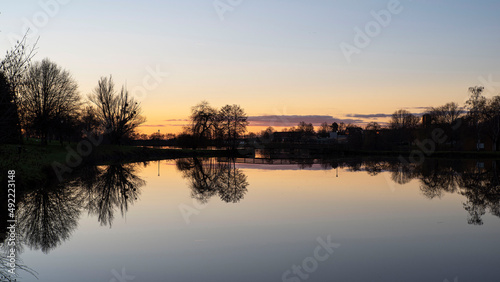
(459, 162, 500, 225)
(5, 156, 500, 265)
(79, 164, 144, 227)
(12, 163, 144, 255)
(17, 178, 82, 254)
(176, 158, 248, 204)
(346, 159, 500, 225)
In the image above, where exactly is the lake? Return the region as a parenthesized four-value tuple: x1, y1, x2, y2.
(4, 158, 500, 282)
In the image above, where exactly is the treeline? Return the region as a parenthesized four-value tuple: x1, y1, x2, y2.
(243, 87, 498, 152)
(174, 101, 249, 149)
(0, 34, 145, 146)
(173, 87, 499, 153)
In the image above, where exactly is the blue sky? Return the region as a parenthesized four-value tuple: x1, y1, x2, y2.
(1, 0, 499, 133)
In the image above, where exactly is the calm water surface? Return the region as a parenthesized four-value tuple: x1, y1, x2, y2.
(7, 158, 500, 282)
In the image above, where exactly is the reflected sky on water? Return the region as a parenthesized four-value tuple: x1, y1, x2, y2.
(4, 158, 500, 282)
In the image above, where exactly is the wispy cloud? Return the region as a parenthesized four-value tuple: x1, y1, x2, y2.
(345, 113, 392, 119)
(405, 106, 431, 110)
(247, 115, 363, 127)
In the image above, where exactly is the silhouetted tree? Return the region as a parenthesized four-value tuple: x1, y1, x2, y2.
(465, 86, 487, 148)
(79, 105, 101, 138)
(390, 109, 419, 146)
(317, 122, 330, 138)
(0, 72, 21, 144)
(218, 104, 248, 149)
(484, 96, 500, 151)
(187, 101, 219, 147)
(428, 102, 463, 125)
(295, 121, 315, 138)
(260, 126, 275, 140)
(330, 122, 339, 133)
(390, 109, 419, 130)
(0, 31, 38, 104)
(338, 122, 346, 134)
(365, 122, 382, 131)
(88, 76, 145, 144)
(364, 122, 382, 150)
(21, 58, 80, 145)
(346, 124, 363, 149)
(426, 102, 463, 149)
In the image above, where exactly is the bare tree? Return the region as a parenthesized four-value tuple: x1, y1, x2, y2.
(0, 31, 39, 99)
(466, 86, 487, 147)
(296, 121, 315, 136)
(317, 122, 330, 137)
(0, 31, 38, 142)
(189, 101, 219, 143)
(485, 96, 500, 151)
(260, 126, 275, 140)
(21, 58, 80, 145)
(427, 102, 463, 148)
(79, 105, 101, 138)
(365, 122, 382, 131)
(429, 102, 463, 125)
(390, 109, 419, 130)
(390, 109, 419, 146)
(330, 122, 339, 133)
(218, 104, 248, 148)
(88, 76, 145, 144)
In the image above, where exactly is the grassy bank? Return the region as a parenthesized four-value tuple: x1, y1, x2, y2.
(2, 143, 500, 185)
(0, 143, 235, 185)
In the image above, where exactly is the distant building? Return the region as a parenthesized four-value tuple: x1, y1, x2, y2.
(329, 132, 338, 139)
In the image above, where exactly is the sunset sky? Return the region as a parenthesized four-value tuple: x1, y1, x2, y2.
(1, 0, 499, 134)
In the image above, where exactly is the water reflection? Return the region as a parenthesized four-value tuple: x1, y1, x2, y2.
(17, 178, 82, 253)
(79, 164, 144, 227)
(174, 157, 500, 225)
(1, 156, 499, 279)
(176, 158, 248, 204)
(459, 163, 500, 225)
(1, 163, 145, 258)
(322, 158, 500, 225)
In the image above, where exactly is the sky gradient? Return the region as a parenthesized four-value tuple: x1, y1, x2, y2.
(1, 0, 499, 134)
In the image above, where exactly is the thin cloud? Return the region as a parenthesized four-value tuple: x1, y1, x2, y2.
(247, 115, 362, 127)
(345, 113, 392, 119)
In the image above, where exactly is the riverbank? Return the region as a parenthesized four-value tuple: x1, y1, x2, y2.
(0, 144, 236, 185)
(2, 143, 500, 186)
